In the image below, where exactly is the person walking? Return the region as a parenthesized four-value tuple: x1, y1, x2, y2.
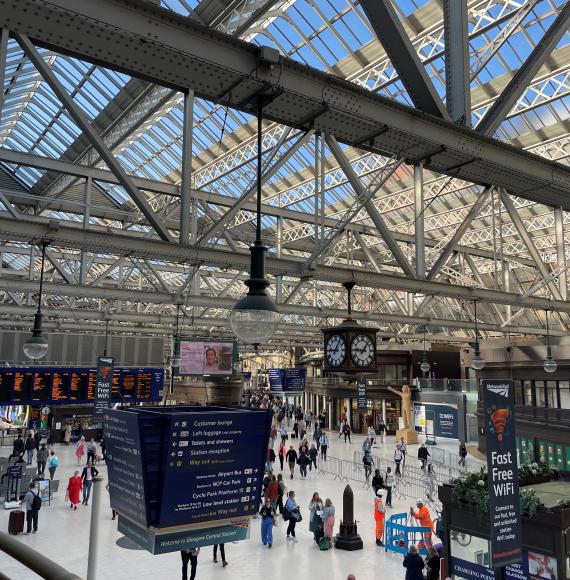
(318, 431, 329, 461)
(212, 544, 228, 567)
(363, 451, 374, 484)
(25, 433, 35, 465)
(377, 419, 386, 443)
(362, 437, 372, 455)
(368, 425, 376, 447)
(371, 469, 384, 495)
(47, 450, 59, 481)
(105, 482, 117, 520)
(384, 467, 393, 508)
(284, 490, 300, 541)
(425, 546, 441, 580)
(426, 464, 436, 501)
(75, 436, 86, 466)
(63, 424, 72, 446)
(259, 497, 276, 548)
(418, 443, 430, 470)
(313, 424, 322, 452)
(36, 443, 48, 477)
(278, 441, 286, 471)
(298, 448, 309, 479)
(404, 545, 425, 580)
(81, 460, 99, 506)
(286, 445, 298, 479)
(23, 482, 41, 534)
(394, 446, 403, 476)
(269, 424, 277, 449)
(322, 498, 335, 540)
(66, 471, 82, 510)
(373, 489, 385, 546)
(12, 433, 25, 460)
(279, 424, 288, 445)
(308, 444, 318, 471)
(266, 446, 276, 473)
(458, 441, 467, 467)
(276, 473, 286, 515)
(398, 438, 407, 465)
(267, 474, 279, 511)
(181, 547, 199, 580)
(308, 492, 323, 542)
(342, 422, 351, 443)
(86, 438, 97, 465)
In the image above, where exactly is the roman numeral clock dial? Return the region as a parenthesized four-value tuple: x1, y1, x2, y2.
(325, 334, 347, 368)
(350, 334, 375, 367)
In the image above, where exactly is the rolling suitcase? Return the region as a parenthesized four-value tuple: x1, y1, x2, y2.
(8, 510, 25, 535)
(318, 537, 331, 551)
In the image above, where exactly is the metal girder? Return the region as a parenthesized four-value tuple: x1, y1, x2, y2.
(14, 33, 174, 242)
(554, 207, 567, 301)
(0, 214, 568, 314)
(0, 280, 566, 338)
(414, 163, 425, 278)
(477, 1, 570, 137)
(443, 0, 471, 126)
(180, 89, 194, 244)
(359, 0, 448, 119)
(5, 1, 570, 210)
(427, 186, 493, 280)
(326, 135, 415, 278)
(0, 28, 8, 126)
(499, 189, 563, 302)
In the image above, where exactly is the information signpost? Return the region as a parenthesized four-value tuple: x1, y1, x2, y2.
(105, 405, 272, 554)
(482, 379, 522, 570)
(94, 357, 114, 418)
(356, 376, 367, 412)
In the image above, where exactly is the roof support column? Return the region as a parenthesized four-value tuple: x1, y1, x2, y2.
(180, 88, 195, 244)
(80, 176, 92, 284)
(0, 29, 8, 126)
(443, 0, 471, 126)
(414, 162, 425, 279)
(276, 215, 283, 303)
(15, 33, 174, 242)
(555, 207, 567, 301)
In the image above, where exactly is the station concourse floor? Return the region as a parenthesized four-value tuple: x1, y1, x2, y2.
(0, 431, 467, 580)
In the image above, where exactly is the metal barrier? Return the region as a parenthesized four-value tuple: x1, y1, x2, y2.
(321, 455, 442, 512)
(384, 513, 431, 557)
(0, 530, 83, 579)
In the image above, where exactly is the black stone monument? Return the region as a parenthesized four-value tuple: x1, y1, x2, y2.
(335, 484, 363, 551)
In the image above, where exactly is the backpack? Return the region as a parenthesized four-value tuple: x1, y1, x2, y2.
(32, 492, 42, 510)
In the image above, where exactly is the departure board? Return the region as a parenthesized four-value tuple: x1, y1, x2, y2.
(0, 371, 13, 403)
(112, 371, 120, 399)
(69, 370, 88, 401)
(121, 369, 136, 399)
(0, 367, 163, 405)
(51, 370, 69, 401)
(32, 371, 51, 401)
(86, 370, 97, 401)
(13, 371, 33, 402)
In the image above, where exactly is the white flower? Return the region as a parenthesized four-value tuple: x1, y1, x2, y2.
(477, 480, 485, 487)
(531, 470, 537, 475)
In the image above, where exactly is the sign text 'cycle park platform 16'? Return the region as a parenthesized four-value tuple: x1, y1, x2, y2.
(104, 405, 272, 554)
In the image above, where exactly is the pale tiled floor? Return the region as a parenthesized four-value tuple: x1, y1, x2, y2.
(0, 428, 466, 580)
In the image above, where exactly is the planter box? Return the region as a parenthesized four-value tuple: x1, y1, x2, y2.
(519, 474, 552, 486)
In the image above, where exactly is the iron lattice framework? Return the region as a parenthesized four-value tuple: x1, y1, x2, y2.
(0, 0, 569, 357)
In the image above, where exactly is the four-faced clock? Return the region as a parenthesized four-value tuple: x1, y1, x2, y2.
(350, 334, 375, 367)
(325, 334, 347, 368)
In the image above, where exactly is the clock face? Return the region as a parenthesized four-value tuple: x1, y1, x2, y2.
(350, 334, 375, 367)
(325, 334, 347, 368)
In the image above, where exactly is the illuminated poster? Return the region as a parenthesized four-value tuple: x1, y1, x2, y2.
(179, 341, 233, 375)
(94, 357, 114, 418)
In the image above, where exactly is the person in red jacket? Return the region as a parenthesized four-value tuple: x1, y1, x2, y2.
(267, 474, 279, 511)
(66, 470, 82, 510)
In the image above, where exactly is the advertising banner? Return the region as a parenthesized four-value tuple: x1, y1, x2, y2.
(483, 379, 522, 568)
(178, 341, 234, 376)
(356, 375, 367, 411)
(413, 402, 458, 439)
(450, 552, 558, 580)
(94, 356, 114, 418)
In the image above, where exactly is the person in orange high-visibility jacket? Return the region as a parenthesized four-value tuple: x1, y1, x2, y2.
(410, 499, 432, 548)
(374, 489, 385, 546)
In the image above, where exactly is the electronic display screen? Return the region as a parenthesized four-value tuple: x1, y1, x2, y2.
(13, 371, 33, 403)
(0, 367, 163, 405)
(32, 371, 51, 401)
(0, 371, 13, 403)
(51, 370, 69, 402)
(178, 341, 234, 376)
(121, 369, 136, 399)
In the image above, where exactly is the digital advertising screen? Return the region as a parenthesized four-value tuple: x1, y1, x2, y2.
(178, 340, 234, 376)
